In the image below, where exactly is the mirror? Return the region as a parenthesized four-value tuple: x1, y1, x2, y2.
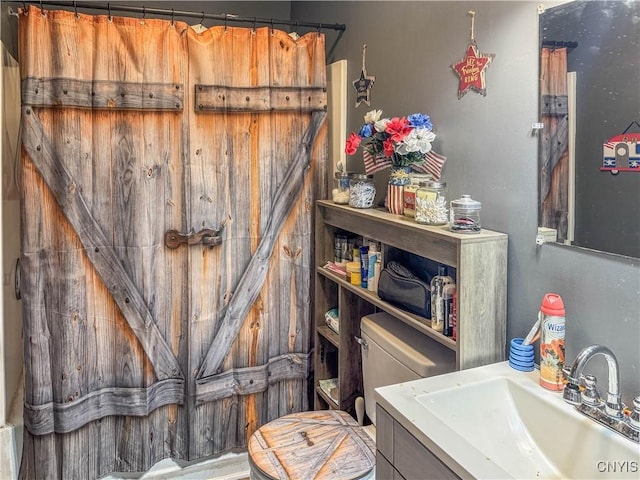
(538, 1, 639, 259)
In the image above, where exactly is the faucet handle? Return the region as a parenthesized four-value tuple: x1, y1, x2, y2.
(562, 364, 579, 384)
(581, 374, 603, 407)
(629, 396, 640, 431)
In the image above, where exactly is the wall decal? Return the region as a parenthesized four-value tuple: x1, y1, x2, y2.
(452, 11, 495, 99)
(601, 121, 640, 174)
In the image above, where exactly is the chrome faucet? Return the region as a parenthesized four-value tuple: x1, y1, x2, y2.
(563, 344, 639, 443)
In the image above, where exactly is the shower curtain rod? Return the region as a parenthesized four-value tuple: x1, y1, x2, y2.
(20, 1, 347, 31)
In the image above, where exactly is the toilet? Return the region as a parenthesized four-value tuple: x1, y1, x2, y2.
(247, 312, 455, 480)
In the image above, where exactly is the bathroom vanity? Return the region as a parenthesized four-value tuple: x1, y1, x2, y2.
(313, 201, 508, 412)
(375, 362, 640, 479)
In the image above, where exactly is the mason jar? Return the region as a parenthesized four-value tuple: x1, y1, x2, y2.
(332, 171, 352, 204)
(402, 173, 433, 218)
(450, 194, 481, 233)
(415, 181, 448, 225)
(349, 174, 376, 209)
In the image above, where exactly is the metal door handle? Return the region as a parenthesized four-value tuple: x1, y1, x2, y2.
(164, 228, 223, 249)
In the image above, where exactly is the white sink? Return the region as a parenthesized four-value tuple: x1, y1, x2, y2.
(376, 362, 640, 479)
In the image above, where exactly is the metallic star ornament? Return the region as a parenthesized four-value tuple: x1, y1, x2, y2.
(452, 41, 495, 99)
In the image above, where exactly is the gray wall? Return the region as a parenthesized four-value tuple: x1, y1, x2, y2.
(292, 1, 639, 405)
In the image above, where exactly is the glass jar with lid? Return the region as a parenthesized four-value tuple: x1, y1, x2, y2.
(415, 181, 448, 225)
(450, 194, 481, 233)
(349, 174, 376, 209)
(332, 171, 352, 204)
(402, 173, 433, 218)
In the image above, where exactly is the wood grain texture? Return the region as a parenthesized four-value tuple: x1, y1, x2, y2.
(19, 5, 327, 477)
(21, 77, 184, 110)
(248, 410, 375, 480)
(195, 84, 326, 112)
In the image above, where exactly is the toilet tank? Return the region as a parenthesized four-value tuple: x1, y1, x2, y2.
(361, 312, 456, 425)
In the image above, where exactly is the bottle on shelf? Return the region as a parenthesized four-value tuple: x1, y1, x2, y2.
(367, 243, 379, 292)
(430, 266, 453, 333)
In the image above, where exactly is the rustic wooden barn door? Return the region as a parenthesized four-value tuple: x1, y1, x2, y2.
(17, 6, 326, 478)
(184, 25, 327, 458)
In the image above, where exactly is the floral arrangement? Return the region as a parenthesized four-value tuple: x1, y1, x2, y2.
(345, 110, 436, 168)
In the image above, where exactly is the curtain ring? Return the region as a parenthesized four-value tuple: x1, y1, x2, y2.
(39, 0, 45, 16)
(223, 13, 228, 32)
(170, 8, 175, 26)
(252, 17, 257, 33)
(73, 1, 78, 18)
(317, 23, 322, 35)
(201, 11, 206, 26)
(142, 6, 146, 21)
(107, 3, 112, 22)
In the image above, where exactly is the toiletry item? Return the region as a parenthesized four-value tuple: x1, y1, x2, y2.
(346, 262, 361, 286)
(430, 266, 453, 333)
(522, 312, 542, 346)
(415, 181, 448, 225)
(442, 283, 456, 337)
(367, 243, 378, 291)
(509, 338, 535, 372)
(359, 246, 369, 289)
(332, 171, 352, 204)
(539, 293, 566, 391)
(451, 292, 458, 341)
(450, 194, 481, 233)
(402, 173, 432, 218)
(349, 174, 376, 208)
(371, 260, 381, 293)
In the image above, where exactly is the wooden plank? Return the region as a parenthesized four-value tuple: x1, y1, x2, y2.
(21, 107, 182, 382)
(195, 353, 310, 404)
(195, 85, 327, 112)
(22, 378, 185, 435)
(21, 77, 184, 110)
(195, 110, 326, 381)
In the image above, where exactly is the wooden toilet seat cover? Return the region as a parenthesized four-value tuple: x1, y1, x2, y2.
(248, 410, 376, 480)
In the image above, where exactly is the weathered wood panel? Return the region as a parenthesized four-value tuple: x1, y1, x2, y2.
(19, 5, 326, 477)
(194, 84, 326, 112)
(19, 6, 190, 479)
(21, 77, 184, 110)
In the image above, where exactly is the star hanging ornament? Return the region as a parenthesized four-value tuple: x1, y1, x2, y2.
(452, 11, 495, 99)
(353, 44, 375, 107)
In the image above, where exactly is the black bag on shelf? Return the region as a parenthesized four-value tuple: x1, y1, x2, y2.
(377, 261, 431, 318)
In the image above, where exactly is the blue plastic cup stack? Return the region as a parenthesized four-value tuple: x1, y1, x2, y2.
(509, 337, 534, 372)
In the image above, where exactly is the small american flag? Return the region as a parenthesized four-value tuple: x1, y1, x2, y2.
(363, 151, 392, 175)
(411, 150, 447, 181)
(363, 150, 447, 180)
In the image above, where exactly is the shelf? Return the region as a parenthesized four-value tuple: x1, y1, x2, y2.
(315, 385, 339, 409)
(317, 325, 340, 348)
(317, 266, 457, 351)
(313, 200, 507, 412)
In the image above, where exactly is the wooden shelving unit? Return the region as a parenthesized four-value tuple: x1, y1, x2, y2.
(313, 201, 508, 413)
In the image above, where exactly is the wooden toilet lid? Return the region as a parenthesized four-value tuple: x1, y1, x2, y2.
(248, 410, 376, 480)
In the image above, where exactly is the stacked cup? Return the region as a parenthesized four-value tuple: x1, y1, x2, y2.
(509, 338, 534, 372)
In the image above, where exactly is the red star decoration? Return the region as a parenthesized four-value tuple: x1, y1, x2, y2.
(452, 41, 495, 99)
